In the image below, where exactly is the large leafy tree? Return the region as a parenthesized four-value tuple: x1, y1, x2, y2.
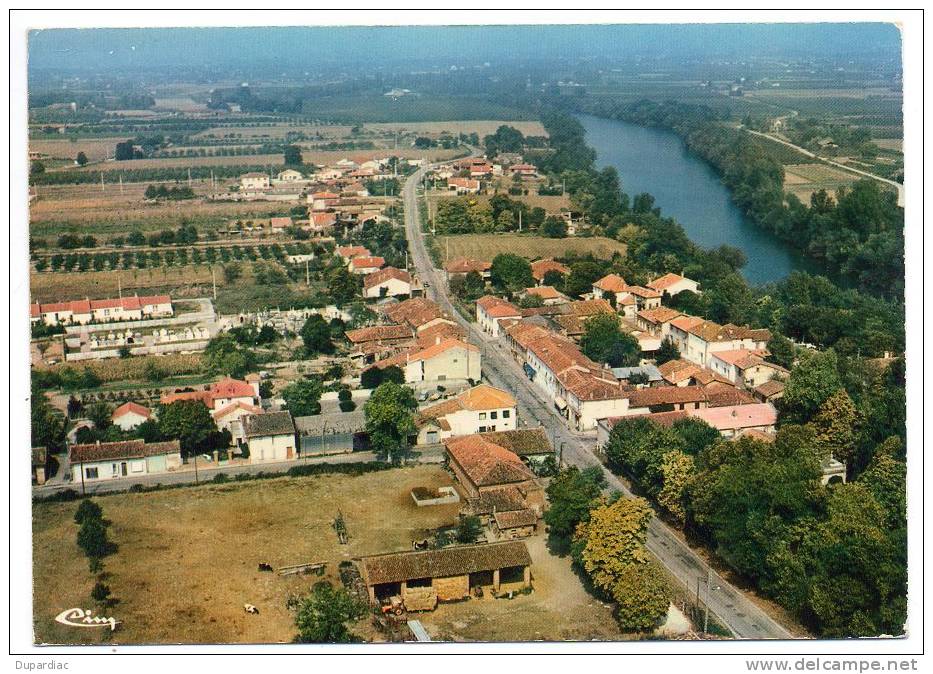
(363, 382, 417, 463)
(579, 313, 640, 368)
(563, 260, 603, 298)
(655, 336, 680, 365)
(490, 253, 533, 293)
(283, 144, 303, 166)
(158, 400, 220, 457)
(611, 562, 672, 633)
(202, 333, 256, 379)
(300, 315, 335, 356)
(281, 378, 323, 417)
(657, 450, 694, 525)
(327, 267, 361, 306)
(573, 496, 653, 593)
(604, 416, 686, 496)
(809, 388, 860, 465)
(292, 581, 366, 643)
(797, 483, 907, 637)
(543, 466, 605, 542)
(779, 349, 842, 424)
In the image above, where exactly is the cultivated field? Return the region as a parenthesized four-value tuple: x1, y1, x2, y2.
(872, 138, 903, 153)
(782, 163, 856, 201)
(32, 465, 621, 644)
(365, 120, 548, 137)
(30, 137, 128, 163)
(433, 234, 627, 263)
(30, 265, 222, 302)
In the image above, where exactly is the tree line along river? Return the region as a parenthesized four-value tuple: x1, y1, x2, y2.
(576, 113, 827, 286)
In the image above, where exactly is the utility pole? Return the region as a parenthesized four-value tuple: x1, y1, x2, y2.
(188, 168, 192, 187)
(100, 172, 105, 192)
(193, 452, 199, 485)
(80, 461, 86, 496)
(119, 174, 124, 194)
(211, 267, 217, 300)
(703, 568, 712, 634)
(305, 258, 310, 287)
(518, 209, 522, 233)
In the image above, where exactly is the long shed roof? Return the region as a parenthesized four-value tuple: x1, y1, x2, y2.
(360, 541, 531, 586)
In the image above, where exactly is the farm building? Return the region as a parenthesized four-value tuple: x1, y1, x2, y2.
(493, 509, 537, 539)
(295, 410, 368, 456)
(243, 412, 297, 463)
(69, 440, 182, 483)
(445, 434, 538, 499)
(359, 541, 532, 606)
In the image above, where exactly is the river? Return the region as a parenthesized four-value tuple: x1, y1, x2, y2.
(577, 113, 823, 286)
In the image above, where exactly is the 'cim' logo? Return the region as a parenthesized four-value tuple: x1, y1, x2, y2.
(54, 608, 119, 631)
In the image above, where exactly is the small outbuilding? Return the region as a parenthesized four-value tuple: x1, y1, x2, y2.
(243, 411, 297, 463)
(359, 541, 532, 607)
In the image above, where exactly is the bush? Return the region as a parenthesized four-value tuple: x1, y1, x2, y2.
(212, 473, 230, 484)
(91, 581, 112, 605)
(338, 399, 357, 413)
(74, 499, 103, 525)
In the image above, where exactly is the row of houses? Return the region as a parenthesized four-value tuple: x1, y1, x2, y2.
(30, 294, 173, 327)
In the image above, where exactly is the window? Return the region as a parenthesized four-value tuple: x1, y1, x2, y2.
(478, 412, 486, 420)
(478, 426, 487, 433)
(490, 411, 498, 420)
(503, 410, 510, 419)
(85, 467, 99, 479)
(130, 460, 145, 473)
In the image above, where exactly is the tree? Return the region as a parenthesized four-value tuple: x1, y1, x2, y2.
(74, 499, 103, 525)
(670, 417, 720, 456)
(449, 270, 486, 301)
(657, 450, 694, 525)
(300, 315, 334, 356)
(767, 333, 796, 369)
(202, 333, 256, 379)
(780, 349, 842, 424)
(360, 365, 403, 389)
(540, 216, 568, 238)
(542, 269, 566, 290)
(91, 582, 112, 606)
(564, 260, 603, 298)
(75, 151, 88, 166)
(158, 400, 219, 457)
(573, 496, 653, 593)
(605, 416, 686, 496)
(611, 563, 671, 632)
(284, 144, 303, 166)
(281, 378, 323, 416)
(518, 293, 544, 309)
(30, 160, 46, 176)
(579, 313, 640, 367)
(490, 253, 534, 293)
(77, 517, 112, 560)
(328, 267, 360, 306)
(455, 515, 482, 543)
(86, 402, 113, 431)
(292, 581, 367, 643)
(705, 272, 754, 325)
(655, 337, 680, 365)
(809, 389, 860, 465)
(364, 382, 417, 463)
(544, 466, 605, 542)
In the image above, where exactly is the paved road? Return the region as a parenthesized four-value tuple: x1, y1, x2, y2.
(402, 164, 793, 640)
(746, 128, 905, 207)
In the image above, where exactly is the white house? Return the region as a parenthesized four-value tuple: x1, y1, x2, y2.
(416, 384, 517, 444)
(708, 349, 788, 389)
(349, 256, 386, 275)
(243, 411, 297, 463)
(69, 440, 182, 483)
(475, 295, 521, 338)
(30, 294, 174, 326)
(362, 266, 412, 299)
(213, 401, 263, 445)
(668, 318, 771, 369)
(376, 338, 481, 384)
(240, 172, 270, 191)
(647, 272, 700, 297)
(110, 402, 151, 431)
(276, 168, 305, 183)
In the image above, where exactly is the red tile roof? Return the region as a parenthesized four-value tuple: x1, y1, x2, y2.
(445, 257, 491, 274)
(477, 295, 521, 318)
(336, 245, 370, 259)
(350, 256, 385, 271)
(70, 439, 180, 463)
(690, 403, 777, 431)
(530, 258, 570, 281)
(627, 385, 708, 408)
(111, 402, 151, 420)
(345, 324, 413, 344)
(210, 377, 257, 400)
(446, 435, 535, 488)
(648, 273, 691, 292)
(593, 274, 627, 293)
(363, 266, 412, 290)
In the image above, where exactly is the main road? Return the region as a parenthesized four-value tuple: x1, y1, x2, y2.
(402, 163, 793, 640)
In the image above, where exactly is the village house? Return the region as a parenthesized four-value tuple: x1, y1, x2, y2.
(445, 434, 538, 498)
(269, 216, 293, 230)
(445, 257, 491, 280)
(295, 410, 368, 456)
(243, 411, 297, 463)
(508, 163, 538, 178)
(647, 272, 700, 297)
(707, 349, 788, 388)
(375, 338, 481, 384)
(690, 403, 778, 439)
(344, 323, 415, 364)
(636, 306, 684, 338)
(336, 245, 371, 262)
(359, 541, 532, 608)
(213, 400, 263, 446)
(468, 160, 494, 178)
(161, 376, 260, 411)
(530, 259, 570, 285)
(275, 168, 305, 183)
(382, 297, 456, 334)
(446, 177, 481, 194)
(362, 266, 412, 299)
(476, 295, 522, 337)
(349, 256, 386, 275)
(668, 317, 771, 369)
(590, 275, 661, 316)
(753, 379, 786, 403)
(31, 294, 173, 326)
(240, 172, 270, 191)
(110, 402, 151, 431)
(309, 212, 337, 230)
(626, 385, 709, 415)
(494, 509, 538, 539)
(522, 285, 568, 306)
(70, 439, 182, 483)
(416, 384, 517, 445)
(309, 191, 341, 210)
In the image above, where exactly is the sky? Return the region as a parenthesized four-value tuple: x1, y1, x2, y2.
(27, 23, 902, 72)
